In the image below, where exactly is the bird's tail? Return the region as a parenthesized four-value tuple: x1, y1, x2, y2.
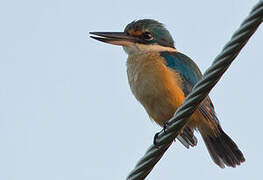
(200, 126, 245, 168)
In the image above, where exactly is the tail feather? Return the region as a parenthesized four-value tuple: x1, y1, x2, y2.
(204, 137, 225, 168)
(177, 135, 190, 149)
(177, 126, 198, 148)
(201, 127, 245, 168)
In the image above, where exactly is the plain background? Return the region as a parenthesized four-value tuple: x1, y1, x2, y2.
(0, 0, 262, 179)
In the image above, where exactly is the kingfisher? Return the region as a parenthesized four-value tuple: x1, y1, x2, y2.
(90, 19, 245, 168)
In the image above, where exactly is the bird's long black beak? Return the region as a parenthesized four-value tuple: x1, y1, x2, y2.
(90, 32, 137, 46)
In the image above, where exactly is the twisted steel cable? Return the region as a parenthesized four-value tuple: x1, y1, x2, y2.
(127, 1, 263, 179)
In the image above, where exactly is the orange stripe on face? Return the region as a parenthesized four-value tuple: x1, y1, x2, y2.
(128, 30, 143, 36)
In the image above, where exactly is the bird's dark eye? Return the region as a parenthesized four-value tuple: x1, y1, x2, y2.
(142, 32, 153, 41)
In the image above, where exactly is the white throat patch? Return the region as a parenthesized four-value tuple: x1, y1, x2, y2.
(123, 43, 177, 55)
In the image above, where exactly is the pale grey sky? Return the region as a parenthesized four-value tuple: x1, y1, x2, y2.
(0, 0, 262, 179)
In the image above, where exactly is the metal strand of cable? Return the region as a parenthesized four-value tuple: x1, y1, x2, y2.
(127, 1, 263, 180)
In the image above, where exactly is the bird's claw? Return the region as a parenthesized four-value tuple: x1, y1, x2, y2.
(153, 132, 160, 146)
(154, 122, 169, 147)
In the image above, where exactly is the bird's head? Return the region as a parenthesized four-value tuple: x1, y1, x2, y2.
(90, 19, 176, 55)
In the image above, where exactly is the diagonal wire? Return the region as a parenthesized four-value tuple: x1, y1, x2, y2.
(127, 1, 263, 179)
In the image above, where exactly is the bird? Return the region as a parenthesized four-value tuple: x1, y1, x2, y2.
(90, 19, 245, 168)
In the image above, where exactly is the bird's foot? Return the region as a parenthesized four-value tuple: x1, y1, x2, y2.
(153, 132, 160, 146)
(153, 122, 170, 146)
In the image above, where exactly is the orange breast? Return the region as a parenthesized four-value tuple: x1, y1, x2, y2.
(127, 52, 186, 125)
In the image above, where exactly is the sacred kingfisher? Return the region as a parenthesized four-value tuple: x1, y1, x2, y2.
(90, 19, 245, 168)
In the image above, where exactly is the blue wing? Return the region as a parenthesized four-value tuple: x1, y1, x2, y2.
(160, 51, 202, 95)
(160, 51, 219, 122)
(160, 51, 219, 147)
